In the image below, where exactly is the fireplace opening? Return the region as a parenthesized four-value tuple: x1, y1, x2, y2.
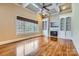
(50, 31, 58, 36)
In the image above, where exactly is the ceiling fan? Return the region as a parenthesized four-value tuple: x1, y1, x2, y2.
(40, 3, 52, 19)
(41, 3, 52, 12)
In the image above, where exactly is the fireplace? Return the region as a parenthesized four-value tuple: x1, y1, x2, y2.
(50, 31, 58, 36)
(50, 31, 58, 41)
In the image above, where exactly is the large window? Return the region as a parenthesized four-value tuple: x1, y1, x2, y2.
(16, 16, 38, 35)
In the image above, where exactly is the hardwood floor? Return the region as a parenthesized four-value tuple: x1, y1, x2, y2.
(0, 36, 78, 56)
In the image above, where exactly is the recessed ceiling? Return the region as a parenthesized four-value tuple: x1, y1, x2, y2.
(59, 3, 72, 13)
(16, 3, 72, 15)
(26, 4, 40, 13)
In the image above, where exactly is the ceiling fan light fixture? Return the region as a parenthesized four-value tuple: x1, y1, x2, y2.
(62, 6, 67, 10)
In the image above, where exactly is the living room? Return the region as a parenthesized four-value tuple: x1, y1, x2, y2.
(0, 3, 79, 56)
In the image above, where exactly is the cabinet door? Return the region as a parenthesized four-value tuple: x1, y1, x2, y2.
(60, 18, 66, 31)
(65, 17, 71, 39)
(58, 18, 66, 38)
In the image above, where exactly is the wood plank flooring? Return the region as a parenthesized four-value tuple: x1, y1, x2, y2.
(0, 36, 78, 56)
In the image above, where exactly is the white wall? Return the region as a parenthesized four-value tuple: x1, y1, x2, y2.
(59, 13, 72, 18)
(72, 3, 79, 53)
(49, 15, 59, 37)
(0, 4, 41, 43)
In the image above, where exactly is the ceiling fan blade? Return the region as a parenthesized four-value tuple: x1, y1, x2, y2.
(44, 7, 49, 11)
(41, 3, 50, 15)
(41, 3, 45, 12)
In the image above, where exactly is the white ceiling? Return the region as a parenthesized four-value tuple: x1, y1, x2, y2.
(16, 3, 72, 15)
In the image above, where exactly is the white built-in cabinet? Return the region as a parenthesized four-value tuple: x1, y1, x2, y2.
(58, 16, 72, 39)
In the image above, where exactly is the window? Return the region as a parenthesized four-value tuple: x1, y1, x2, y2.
(16, 16, 38, 35)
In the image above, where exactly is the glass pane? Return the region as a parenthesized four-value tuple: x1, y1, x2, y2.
(16, 19, 38, 35)
(60, 18, 65, 31)
(66, 17, 71, 31)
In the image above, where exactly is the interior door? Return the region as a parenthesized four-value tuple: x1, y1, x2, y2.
(42, 18, 48, 37)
